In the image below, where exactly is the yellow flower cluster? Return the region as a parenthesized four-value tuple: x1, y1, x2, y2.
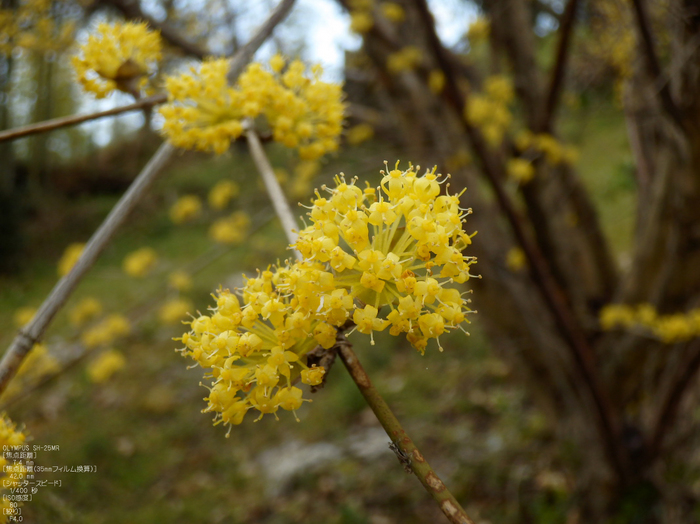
(380, 2, 405, 23)
(506, 247, 527, 272)
(295, 162, 476, 350)
(69, 297, 103, 328)
(465, 76, 514, 146)
(0, 415, 27, 520)
(349, 0, 374, 33)
(72, 22, 162, 98)
(159, 298, 194, 325)
(123, 247, 158, 277)
(170, 195, 202, 224)
(160, 56, 345, 159)
(209, 211, 250, 245)
(81, 314, 131, 349)
(180, 162, 476, 429)
(87, 349, 126, 383)
(0, 0, 75, 55)
(516, 130, 578, 166)
(169, 270, 193, 292)
(600, 304, 700, 344)
(13, 306, 36, 328)
(178, 270, 331, 431)
(387, 46, 423, 74)
(58, 242, 85, 277)
(467, 17, 490, 44)
(208, 180, 240, 210)
(506, 158, 535, 184)
(428, 69, 446, 94)
(346, 123, 375, 146)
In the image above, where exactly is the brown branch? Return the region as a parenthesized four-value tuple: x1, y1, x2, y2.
(649, 339, 700, 461)
(630, 0, 686, 130)
(99, 0, 211, 59)
(0, 94, 166, 144)
(336, 339, 475, 524)
(540, 0, 580, 132)
(411, 0, 628, 485)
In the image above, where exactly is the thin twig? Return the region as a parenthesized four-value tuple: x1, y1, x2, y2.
(336, 339, 475, 524)
(244, 122, 301, 254)
(630, 0, 686, 130)
(0, 94, 166, 144)
(540, 0, 579, 132)
(0, 0, 297, 397)
(649, 338, 700, 461)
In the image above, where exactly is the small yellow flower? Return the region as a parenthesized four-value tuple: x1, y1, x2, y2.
(208, 180, 240, 210)
(87, 349, 126, 383)
(169, 195, 202, 224)
(81, 314, 131, 349)
(209, 211, 250, 245)
(158, 298, 193, 325)
(69, 297, 103, 328)
(13, 307, 36, 328)
(428, 69, 446, 94)
(467, 17, 490, 43)
(350, 11, 374, 33)
(506, 158, 535, 184)
(380, 2, 405, 23)
(168, 270, 193, 292)
(72, 22, 162, 98)
(387, 46, 423, 74)
(346, 123, 374, 145)
(58, 242, 85, 277)
(123, 247, 158, 277)
(506, 247, 527, 272)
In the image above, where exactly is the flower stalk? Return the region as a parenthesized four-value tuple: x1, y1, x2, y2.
(335, 337, 474, 524)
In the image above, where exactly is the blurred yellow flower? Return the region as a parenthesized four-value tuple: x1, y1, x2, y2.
(82, 314, 131, 349)
(168, 270, 193, 292)
(208, 180, 240, 210)
(58, 242, 85, 277)
(13, 307, 36, 328)
(209, 212, 251, 245)
(169, 195, 202, 224)
(158, 298, 193, 325)
(69, 297, 103, 328)
(87, 349, 126, 383)
(123, 247, 158, 277)
(346, 123, 374, 145)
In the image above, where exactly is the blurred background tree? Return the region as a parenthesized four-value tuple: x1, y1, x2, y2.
(2, 0, 700, 522)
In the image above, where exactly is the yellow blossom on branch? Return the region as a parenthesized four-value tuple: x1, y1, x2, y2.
(168, 270, 193, 292)
(13, 307, 36, 328)
(81, 314, 131, 349)
(387, 46, 423, 74)
(346, 123, 375, 145)
(158, 298, 194, 325)
(68, 297, 103, 328)
(72, 22, 162, 98)
(294, 161, 477, 352)
(159, 56, 345, 159)
(123, 247, 158, 277)
(87, 349, 126, 383)
(57, 242, 85, 277)
(170, 195, 202, 224)
(208, 180, 240, 210)
(209, 211, 250, 245)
